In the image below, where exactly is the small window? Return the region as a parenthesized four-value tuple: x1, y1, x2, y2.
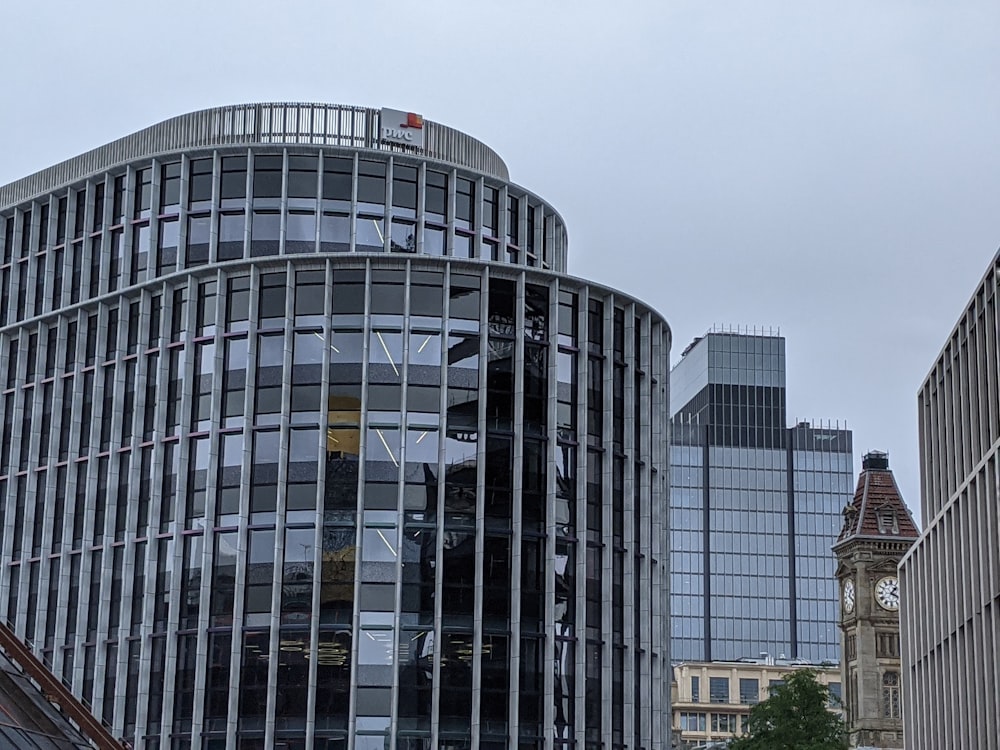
(828, 681, 842, 707)
(187, 215, 210, 267)
(882, 671, 900, 718)
(111, 176, 126, 225)
(188, 158, 214, 207)
(322, 156, 353, 202)
(482, 185, 499, 235)
(220, 156, 247, 201)
(160, 162, 182, 212)
(286, 155, 318, 199)
(253, 155, 284, 199)
(709, 676, 729, 704)
(391, 164, 418, 214)
(226, 276, 251, 329)
(425, 171, 447, 220)
(357, 161, 386, 206)
(506, 194, 519, 244)
(258, 272, 287, 322)
(134, 169, 152, 219)
(55, 196, 68, 246)
(92, 184, 105, 231)
(455, 178, 474, 229)
(739, 677, 759, 705)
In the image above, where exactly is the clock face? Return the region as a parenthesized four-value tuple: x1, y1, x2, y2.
(842, 579, 855, 614)
(875, 576, 900, 610)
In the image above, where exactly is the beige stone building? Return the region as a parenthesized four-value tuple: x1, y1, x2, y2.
(670, 659, 842, 748)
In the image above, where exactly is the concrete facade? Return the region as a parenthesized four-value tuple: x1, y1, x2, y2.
(899, 249, 1000, 750)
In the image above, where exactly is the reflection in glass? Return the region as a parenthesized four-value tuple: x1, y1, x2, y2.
(445, 386, 478, 518)
(439, 632, 474, 727)
(370, 330, 403, 378)
(320, 212, 350, 252)
(239, 630, 270, 719)
(362, 527, 398, 563)
(330, 329, 363, 363)
(358, 628, 395, 665)
(441, 532, 475, 621)
(453, 232, 473, 258)
(355, 216, 384, 252)
(398, 629, 434, 728)
(282, 527, 315, 618)
(314, 628, 352, 725)
(293, 331, 325, 365)
(556, 445, 576, 533)
(225, 337, 249, 372)
(525, 285, 548, 341)
(258, 334, 285, 368)
(401, 519, 436, 625)
(275, 627, 310, 719)
(554, 638, 575, 739)
(423, 226, 445, 256)
(250, 211, 281, 256)
(405, 427, 438, 466)
(218, 212, 245, 260)
(245, 530, 275, 625)
(157, 218, 180, 271)
(409, 331, 441, 367)
(320, 524, 355, 624)
(447, 332, 479, 370)
(356, 733, 390, 750)
(555, 540, 575, 627)
(289, 428, 319, 464)
(203, 631, 231, 724)
(480, 634, 509, 733)
(210, 532, 238, 626)
(286, 211, 316, 251)
(367, 425, 400, 469)
(390, 221, 416, 253)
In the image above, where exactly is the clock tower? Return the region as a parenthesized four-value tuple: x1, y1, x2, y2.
(832, 451, 918, 749)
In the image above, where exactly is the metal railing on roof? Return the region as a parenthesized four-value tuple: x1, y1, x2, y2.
(1, 102, 510, 208)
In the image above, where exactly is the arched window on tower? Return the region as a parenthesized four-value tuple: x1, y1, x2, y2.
(882, 671, 901, 718)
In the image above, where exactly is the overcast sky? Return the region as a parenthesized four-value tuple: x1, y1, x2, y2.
(3, 0, 998, 521)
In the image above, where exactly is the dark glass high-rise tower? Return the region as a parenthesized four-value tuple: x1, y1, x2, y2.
(670, 331, 852, 664)
(0, 103, 671, 750)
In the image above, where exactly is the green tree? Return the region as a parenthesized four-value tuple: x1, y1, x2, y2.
(728, 669, 847, 750)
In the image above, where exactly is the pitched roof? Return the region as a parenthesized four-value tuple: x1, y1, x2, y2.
(0, 623, 130, 750)
(0, 650, 93, 749)
(836, 451, 920, 544)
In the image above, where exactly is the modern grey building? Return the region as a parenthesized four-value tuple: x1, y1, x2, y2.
(899, 249, 1000, 750)
(670, 331, 852, 664)
(0, 103, 672, 750)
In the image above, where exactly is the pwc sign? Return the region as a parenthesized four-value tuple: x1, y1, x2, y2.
(380, 108, 425, 148)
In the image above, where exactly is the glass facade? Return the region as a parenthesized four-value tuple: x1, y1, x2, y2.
(0, 104, 671, 750)
(670, 333, 851, 663)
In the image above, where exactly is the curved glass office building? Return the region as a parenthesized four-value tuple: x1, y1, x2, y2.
(0, 103, 671, 750)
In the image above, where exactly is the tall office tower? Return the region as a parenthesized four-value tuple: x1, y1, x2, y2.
(900, 249, 1000, 750)
(670, 331, 852, 664)
(0, 103, 672, 750)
